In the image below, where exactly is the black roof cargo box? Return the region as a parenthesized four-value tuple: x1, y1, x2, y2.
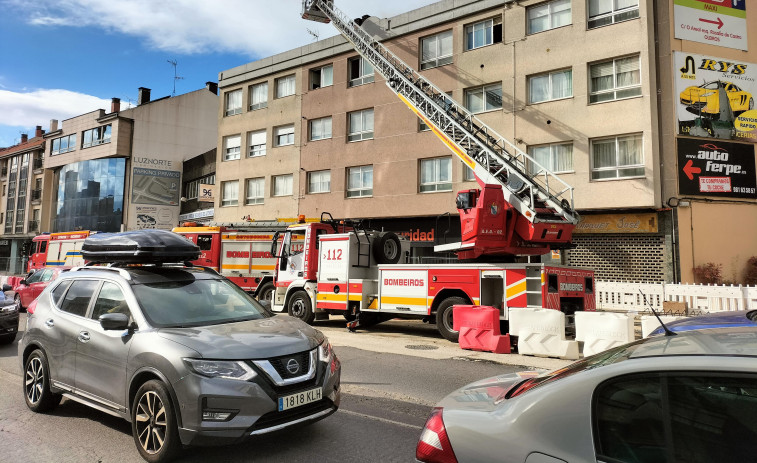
(81, 229, 200, 264)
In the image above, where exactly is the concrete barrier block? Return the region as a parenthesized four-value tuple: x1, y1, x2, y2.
(575, 311, 634, 356)
(641, 315, 688, 338)
(509, 308, 578, 360)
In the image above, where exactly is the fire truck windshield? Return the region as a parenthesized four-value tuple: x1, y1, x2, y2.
(284, 230, 305, 256)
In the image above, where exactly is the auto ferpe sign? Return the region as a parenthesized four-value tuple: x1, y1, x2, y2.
(677, 137, 757, 198)
(675, 51, 757, 143)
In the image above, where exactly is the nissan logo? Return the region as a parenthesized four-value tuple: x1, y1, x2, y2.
(286, 358, 300, 375)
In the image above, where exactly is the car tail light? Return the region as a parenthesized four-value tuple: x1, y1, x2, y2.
(416, 407, 458, 463)
(27, 300, 37, 315)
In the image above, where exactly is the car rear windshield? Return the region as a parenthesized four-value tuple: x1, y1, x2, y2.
(132, 278, 272, 328)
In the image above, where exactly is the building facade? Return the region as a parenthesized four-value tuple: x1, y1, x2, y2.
(0, 127, 47, 273)
(215, 0, 755, 283)
(43, 84, 219, 233)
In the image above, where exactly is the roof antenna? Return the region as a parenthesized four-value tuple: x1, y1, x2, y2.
(306, 28, 320, 41)
(167, 59, 184, 96)
(639, 289, 677, 337)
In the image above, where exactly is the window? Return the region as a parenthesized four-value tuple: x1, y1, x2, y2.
(272, 174, 293, 197)
(348, 57, 374, 87)
(51, 281, 70, 306)
(528, 143, 574, 174)
(590, 55, 641, 103)
(421, 30, 453, 70)
(221, 180, 239, 206)
(59, 279, 98, 317)
(588, 0, 639, 29)
(223, 135, 241, 161)
(248, 130, 266, 157)
(347, 165, 373, 198)
(591, 134, 644, 180)
(307, 170, 330, 194)
(91, 282, 129, 320)
(528, 0, 571, 34)
(310, 65, 333, 89)
(465, 83, 502, 113)
(274, 125, 295, 147)
(420, 157, 452, 193)
(464, 17, 502, 51)
(593, 373, 757, 463)
(81, 125, 112, 148)
(246, 177, 264, 205)
(224, 89, 242, 116)
(51, 134, 77, 155)
(529, 69, 572, 103)
(275, 74, 296, 98)
(309, 117, 332, 141)
(463, 163, 476, 181)
(249, 82, 268, 110)
(185, 174, 215, 200)
(348, 109, 374, 142)
(197, 235, 213, 250)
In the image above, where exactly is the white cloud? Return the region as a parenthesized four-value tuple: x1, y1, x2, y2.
(5, 0, 437, 57)
(0, 88, 110, 130)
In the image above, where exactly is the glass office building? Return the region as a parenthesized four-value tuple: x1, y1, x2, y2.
(52, 158, 126, 232)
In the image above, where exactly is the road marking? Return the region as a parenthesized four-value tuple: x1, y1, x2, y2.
(338, 408, 423, 430)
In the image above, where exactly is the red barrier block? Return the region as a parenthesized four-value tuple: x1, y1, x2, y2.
(453, 305, 511, 354)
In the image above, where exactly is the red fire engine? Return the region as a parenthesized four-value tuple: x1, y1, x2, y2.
(173, 221, 305, 299)
(262, 2, 597, 341)
(27, 230, 91, 272)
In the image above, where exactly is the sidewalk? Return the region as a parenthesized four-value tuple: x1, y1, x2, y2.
(316, 318, 572, 371)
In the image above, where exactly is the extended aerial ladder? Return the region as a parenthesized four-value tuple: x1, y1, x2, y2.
(302, 0, 580, 258)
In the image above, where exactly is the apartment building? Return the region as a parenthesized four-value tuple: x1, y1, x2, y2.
(0, 128, 47, 272)
(42, 84, 218, 234)
(217, 0, 757, 283)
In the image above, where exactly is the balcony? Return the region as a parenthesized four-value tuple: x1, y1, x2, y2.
(28, 220, 39, 233)
(31, 189, 42, 203)
(33, 158, 43, 171)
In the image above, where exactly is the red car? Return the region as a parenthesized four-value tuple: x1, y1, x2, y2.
(14, 268, 64, 310)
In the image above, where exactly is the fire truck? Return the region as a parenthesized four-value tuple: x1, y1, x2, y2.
(265, 1, 595, 341)
(27, 230, 92, 272)
(173, 220, 305, 300)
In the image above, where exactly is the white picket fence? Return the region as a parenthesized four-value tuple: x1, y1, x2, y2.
(596, 281, 757, 314)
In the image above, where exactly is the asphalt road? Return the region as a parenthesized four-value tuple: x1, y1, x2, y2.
(0, 315, 538, 462)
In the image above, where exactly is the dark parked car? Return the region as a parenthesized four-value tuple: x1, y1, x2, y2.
(649, 309, 757, 336)
(0, 284, 19, 345)
(417, 327, 757, 463)
(19, 230, 341, 462)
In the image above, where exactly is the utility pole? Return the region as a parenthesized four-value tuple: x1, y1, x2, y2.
(167, 59, 184, 97)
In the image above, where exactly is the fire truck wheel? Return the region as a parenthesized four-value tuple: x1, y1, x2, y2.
(288, 291, 315, 324)
(256, 282, 275, 302)
(436, 296, 466, 342)
(372, 232, 402, 264)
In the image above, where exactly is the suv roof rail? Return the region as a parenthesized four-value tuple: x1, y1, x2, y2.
(70, 265, 133, 281)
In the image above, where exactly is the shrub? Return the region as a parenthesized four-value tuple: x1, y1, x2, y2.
(693, 262, 723, 285)
(746, 257, 757, 286)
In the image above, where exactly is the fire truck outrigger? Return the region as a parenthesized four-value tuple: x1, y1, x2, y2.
(266, 1, 595, 341)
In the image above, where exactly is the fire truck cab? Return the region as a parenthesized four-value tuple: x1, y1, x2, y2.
(28, 231, 90, 272)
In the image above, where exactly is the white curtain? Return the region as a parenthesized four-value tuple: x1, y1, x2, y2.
(589, 0, 613, 17)
(274, 175, 293, 196)
(222, 181, 238, 205)
(552, 70, 572, 99)
(591, 61, 614, 92)
(618, 135, 642, 166)
(616, 56, 640, 88)
(246, 178, 264, 202)
(530, 75, 549, 103)
(592, 139, 616, 168)
(252, 82, 267, 105)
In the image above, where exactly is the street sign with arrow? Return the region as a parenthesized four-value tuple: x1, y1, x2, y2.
(674, 0, 747, 51)
(677, 137, 756, 198)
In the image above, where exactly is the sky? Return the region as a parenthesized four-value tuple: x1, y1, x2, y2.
(0, 0, 437, 148)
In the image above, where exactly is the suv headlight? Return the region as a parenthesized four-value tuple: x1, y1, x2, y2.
(318, 338, 333, 363)
(183, 359, 257, 381)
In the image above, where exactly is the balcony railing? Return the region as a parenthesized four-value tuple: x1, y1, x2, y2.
(28, 220, 39, 232)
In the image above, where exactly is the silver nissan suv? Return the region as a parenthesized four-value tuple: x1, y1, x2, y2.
(18, 230, 341, 462)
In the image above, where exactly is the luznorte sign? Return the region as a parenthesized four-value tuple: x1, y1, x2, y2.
(675, 51, 757, 143)
(573, 213, 658, 234)
(677, 137, 757, 198)
(674, 0, 747, 50)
